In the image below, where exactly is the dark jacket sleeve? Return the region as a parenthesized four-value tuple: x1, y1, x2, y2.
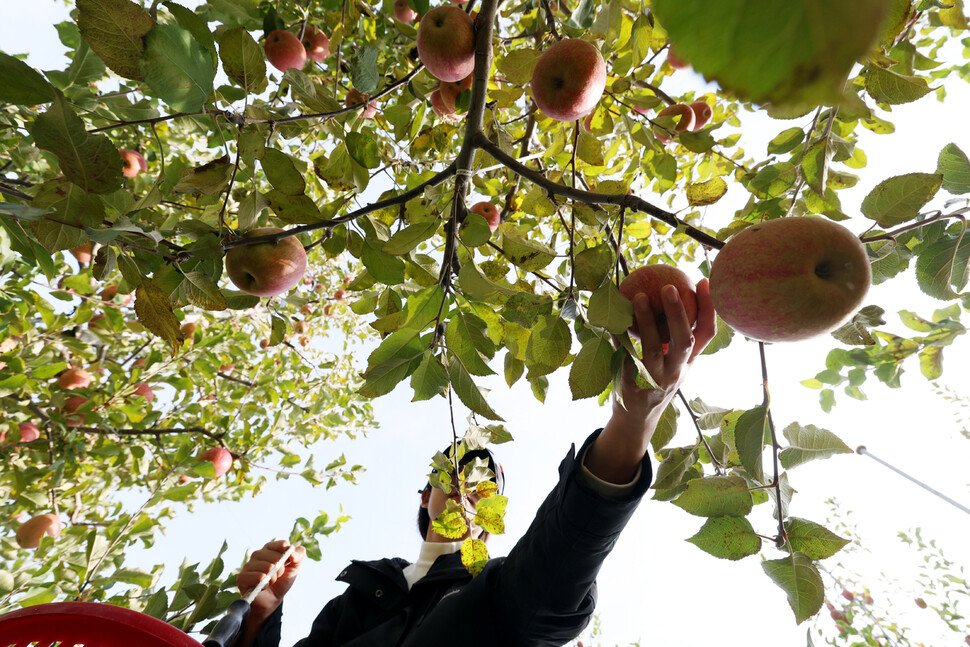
(491, 427, 653, 644)
(250, 591, 347, 647)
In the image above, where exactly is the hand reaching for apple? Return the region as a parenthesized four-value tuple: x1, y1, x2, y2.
(236, 540, 306, 625)
(584, 279, 716, 485)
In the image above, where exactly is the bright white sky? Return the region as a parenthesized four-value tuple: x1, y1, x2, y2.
(3, 4, 969, 646)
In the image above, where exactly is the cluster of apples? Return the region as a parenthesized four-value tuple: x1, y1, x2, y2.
(619, 217, 872, 344)
(651, 101, 712, 143)
(264, 24, 330, 73)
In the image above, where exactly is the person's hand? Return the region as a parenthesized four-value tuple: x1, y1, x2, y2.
(612, 278, 717, 433)
(585, 279, 716, 484)
(236, 539, 306, 621)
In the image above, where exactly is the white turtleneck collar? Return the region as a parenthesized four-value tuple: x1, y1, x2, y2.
(402, 540, 463, 589)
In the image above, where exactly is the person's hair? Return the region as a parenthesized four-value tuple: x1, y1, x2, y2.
(417, 484, 432, 539)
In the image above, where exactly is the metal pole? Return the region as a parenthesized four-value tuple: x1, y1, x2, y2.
(856, 445, 970, 517)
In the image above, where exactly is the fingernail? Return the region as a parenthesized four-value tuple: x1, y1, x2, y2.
(664, 285, 679, 303)
(636, 293, 649, 310)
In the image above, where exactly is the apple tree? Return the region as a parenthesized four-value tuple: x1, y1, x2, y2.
(1, 0, 969, 634)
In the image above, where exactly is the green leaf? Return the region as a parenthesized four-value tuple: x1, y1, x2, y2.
(460, 538, 488, 576)
(574, 245, 613, 291)
(686, 177, 728, 207)
(383, 220, 439, 255)
(672, 475, 753, 517)
(865, 65, 933, 105)
(47, 40, 107, 93)
(346, 132, 381, 169)
(77, 0, 155, 81)
(936, 143, 970, 195)
(265, 190, 323, 225)
(446, 311, 496, 377)
(919, 345, 944, 379)
(360, 328, 425, 397)
(779, 422, 853, 469)
(652, 0, 887, 107)
(650, 402, 679, 452)
(767, 127, 805, 155)
(31, 95, 124, 195)
(800, 139, 829, 196)
(762, 552, 825, 624)
(0, 52, 55, 104)
(914, 235, 970, 299)
(432, 506, 467, 540)
(498, 48, 540, 85)
(734, 406, 768, 482)
(445, 353, 504, 421)
(784, 517, 850, 560)
(181, 271, 228, 311)
(568, 336, 613, 400)
(687, 516, 762, 561)
(587, 281, 633, 334)
(653, 446, 698, 491)
(173, 156, 233, 195)
(141, 23, 215, 112)
(362, 237, 406, 285)
(566, 0, 596, 29)
(860, 172, 943, 227)
(217, 27, 266, 92)
(501, 230, 556, 272)
(164, 2, 217, 73)
(349, 46, 379, 95)
(261, 149, 306, 196)
(134, 279, 186, 356)
(31, 180, 105, 252)
(410, 352, 449, 401)
(524, 314, 571, 379)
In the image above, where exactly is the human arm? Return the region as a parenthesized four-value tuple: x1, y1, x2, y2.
(230, 540, 306, 647)
(583, 278, 717, 484)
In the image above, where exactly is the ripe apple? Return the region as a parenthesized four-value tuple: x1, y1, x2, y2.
(653, 103, 695, 143)
(119, 149, 147, 178)
(430, 88, 459, 121)
(300, 304, 314, 316)
(915, 598, 927, 609)
(531, 38, 606, 122)
(15, 513, 61, 549)
(470, 201, 500, 232)
(301, 25, 330, 62)
(323, 304, 335, 316)
(70, 243, 93, 264)
(333, 289, 347, 301)
(219, 363, 235, 373)
(394, 0, 418, 22)
(58, 368, 93, 391)
(260, 339, 271, 349)
(264, 30, 307, 72)
(133, 357, 147, 369)
(345, 88, 378, 119)
(299, 335, 310, 347)
(440, 73, 473, 103)
(63, 396, 88, 428)
(667, 46, 689, 70)
(132, 383, 155, 404)
(619, 265, 698, 342)
(225, 227, 308, 298)
(18, 423, 40, 442)
(294, 320, 309, 334)
(709, 217, 872, 342)
(101, 285, 132, 306)
(689, 101, 713, 130)
(842, 590, 855, 602)
(417, 6, 476, 83)
(199, 447, 233, 478)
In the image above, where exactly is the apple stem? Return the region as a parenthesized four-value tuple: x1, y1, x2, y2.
(677, 390, 724, 474)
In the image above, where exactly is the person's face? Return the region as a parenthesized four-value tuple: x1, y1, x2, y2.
(420, 484, 486, 543)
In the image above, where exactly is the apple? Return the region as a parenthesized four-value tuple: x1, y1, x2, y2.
(63, 395, 88, 428)
(619, 265, 698, 342)
(430, 88, 459, 120)
(299, 335, 310, 347)
(119, 149, 147, 178)
(18, 423, 40, 442)
(225, 227, 308, 298)
(333, 289, 347, 301)
(842, 590, 855, 602)
(470, 201, 500, 233)
(58, 368, 93, 391)
(260, 339, 271, 349)
(709, 217, 872, 342)
(15, 513, 61, 549)
(531, 38, 606, 122)
(653, 103, 695, 143)
(88, 314, 107, 330)
(133, 357, 147, 369)
(219, 363, 235, 373)
(101, 285, 132, 306)
(915, 598, 927, 609)
(132, 383, 155, 404)
(199, 447, 233, 477)
(343, 276, 353, 286)
(301, 25, 330, 62)
(323, 304, 335, 316)
(439, 73, 473, 104)
(667, 46, 689, 70)
(417, 6, 476, 83)
(294, 321, 309, 334)
(394, 0, 418, 22)
(300, 304, 314, 316)
(264, 30, 307, 72)
(70, 243, 93, 264)
(689, 101, 713, 131)
(345, 88, 378, 119)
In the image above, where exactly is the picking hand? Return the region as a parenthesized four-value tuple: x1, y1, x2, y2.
(236, 539, 306, 621)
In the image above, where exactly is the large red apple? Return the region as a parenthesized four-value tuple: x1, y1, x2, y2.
(119, 149, 147, 178)
(709, 217, 872, 342)
(653, 103, 695, 143)
(301, 25, 330, 62)
(70, 243, 93, 264)
(619, 265, 698, 342)
(63, 396, 88, 428)
(18, 423, 40, 442)
(417, 6, 476, 83)
(393, 0, 418, 23)
(264, 30, 307, 72)
(688, 101, 713, 131)
(58, 368, 93, 391)
(470, 201, 500, 233)
(101, 285, 132, 306)
(132, 383, 155, 404)
(225, 228, 308, 298)
(430, 88, 459, 121)
(440, 73, 473, 104)
(15, 513, 61, 549)
(199, 447, 233, 478)
(531, 38, 606, 122)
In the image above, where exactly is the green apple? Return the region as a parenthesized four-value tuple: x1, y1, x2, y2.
(709, 217, 871, 342)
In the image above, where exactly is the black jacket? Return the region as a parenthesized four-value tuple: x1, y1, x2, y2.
(252, 429, 653, 647)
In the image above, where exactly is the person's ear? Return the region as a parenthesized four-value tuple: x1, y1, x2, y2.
(420, 487, 431, 509)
